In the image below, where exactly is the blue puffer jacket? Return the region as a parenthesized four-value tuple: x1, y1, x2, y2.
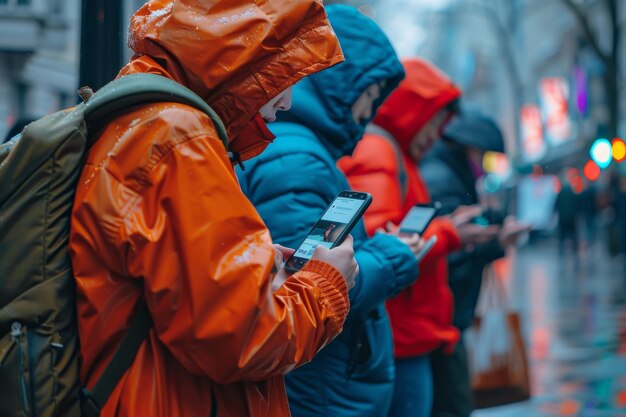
(237, 5, 418, 417)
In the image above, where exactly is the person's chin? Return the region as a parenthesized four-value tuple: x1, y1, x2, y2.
(263, 116, 276, 123)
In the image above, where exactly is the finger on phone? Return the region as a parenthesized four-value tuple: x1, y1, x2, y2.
(406, 234, 420, 245)
(274, 244, 295, 257)
(456, 209, 483, 224)
(386, 222, 399, 233)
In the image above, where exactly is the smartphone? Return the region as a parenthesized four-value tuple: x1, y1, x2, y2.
(284, 191, 373, 273)
(415, 235, 437, 263)
(399, 204, 439, 235)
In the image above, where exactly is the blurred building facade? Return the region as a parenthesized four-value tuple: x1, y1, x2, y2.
(0, 0, 80, 139)
(0, 0, 144, 139)
(330, 0, 624, 172)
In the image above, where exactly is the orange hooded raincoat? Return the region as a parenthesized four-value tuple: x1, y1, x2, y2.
(69, 1, 348, 416)
(339, 58, 462, 358)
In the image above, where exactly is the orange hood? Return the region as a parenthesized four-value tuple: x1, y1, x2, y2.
(373, 58, 461, 153)
(122, 0, 344, 142)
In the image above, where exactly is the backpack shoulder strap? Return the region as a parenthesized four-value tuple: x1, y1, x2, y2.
(84, 73, 229, 151)
(366, 124, 408, 204)
(81, 302, 152, 416)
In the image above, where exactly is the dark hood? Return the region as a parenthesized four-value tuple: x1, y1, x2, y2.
(443, 109, 505, 153)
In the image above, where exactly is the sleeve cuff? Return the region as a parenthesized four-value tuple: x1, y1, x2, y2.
(299, 260, 350, 330)
(370, 233, 419, 296)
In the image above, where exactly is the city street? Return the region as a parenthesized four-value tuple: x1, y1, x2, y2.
(476, 238, 626, 417)
(1, 1, 625, 416)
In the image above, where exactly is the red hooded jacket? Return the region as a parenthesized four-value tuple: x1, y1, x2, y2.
(339, 58, 462, 357)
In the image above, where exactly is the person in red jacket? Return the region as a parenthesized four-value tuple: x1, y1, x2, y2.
(339, 58, 499, 417)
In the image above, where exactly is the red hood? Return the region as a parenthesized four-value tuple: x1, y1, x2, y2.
(373, 58, 461, 153)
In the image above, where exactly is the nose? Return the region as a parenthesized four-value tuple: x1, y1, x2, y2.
(363, 105, 372, 121)
(277, 99, 291, 112)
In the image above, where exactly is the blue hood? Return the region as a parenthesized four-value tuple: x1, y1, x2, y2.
(276, 4, 405, 160)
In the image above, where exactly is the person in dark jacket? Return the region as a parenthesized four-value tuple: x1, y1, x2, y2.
(238, 5, 424, 417)
(554, 175, 581, 254)
(421, 110, 530, 417)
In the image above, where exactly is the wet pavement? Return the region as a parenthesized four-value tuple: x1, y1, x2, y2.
(474, 237, 626, 417)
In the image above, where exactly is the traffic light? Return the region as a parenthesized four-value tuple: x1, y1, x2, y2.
(590, 138, 612, 169)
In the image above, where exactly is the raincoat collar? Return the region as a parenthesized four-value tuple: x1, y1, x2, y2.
(118, 56, 275, 163)
(275, 5, 405, 160)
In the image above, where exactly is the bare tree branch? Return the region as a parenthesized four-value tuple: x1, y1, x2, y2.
(559, 0, 610, 63)
(608, 0, 620, 62)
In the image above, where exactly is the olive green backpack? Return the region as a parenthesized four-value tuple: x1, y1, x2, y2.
(0, 73, 229, 417)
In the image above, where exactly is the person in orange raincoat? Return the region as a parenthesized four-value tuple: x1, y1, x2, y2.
(69, 1, 358, 417)
(339, 58, 499, 417)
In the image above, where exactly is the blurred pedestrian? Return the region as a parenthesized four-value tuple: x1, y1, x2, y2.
(340, 59, 499, 417)
(554, 174, 581, 255)
(238, 6, 424, 417)
(69, 1, 357, 416)
(580, 183, 598, 247)
(421, 110, 530, 417)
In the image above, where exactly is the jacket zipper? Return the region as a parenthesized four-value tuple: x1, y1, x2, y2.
(12, 322, 31, 414)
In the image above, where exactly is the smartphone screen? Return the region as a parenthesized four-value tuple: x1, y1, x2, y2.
(285, 191, 372, 272)
(399, 205, 438, 235)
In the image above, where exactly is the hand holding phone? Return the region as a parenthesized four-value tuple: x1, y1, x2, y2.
(309, 235, 358, 289)
(394, 232, 423, 257)
(498, 217, 532, 247)
(285, 191, 372, 274)
(414, 236, 437, 263)
(271, 244, 295, 292)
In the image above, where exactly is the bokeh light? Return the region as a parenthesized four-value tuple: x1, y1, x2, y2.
(571, 175, 584, 194)
(483, 173, 501, 193)
(583, 160, 600, 182)
(612, 138, 626, 162)
(590, 138, 613, 169)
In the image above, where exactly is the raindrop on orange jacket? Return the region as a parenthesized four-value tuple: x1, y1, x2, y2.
(69, 1, 349, 416)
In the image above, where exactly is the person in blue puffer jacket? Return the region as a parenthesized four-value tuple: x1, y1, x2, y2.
(237, 5, 423, 417)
